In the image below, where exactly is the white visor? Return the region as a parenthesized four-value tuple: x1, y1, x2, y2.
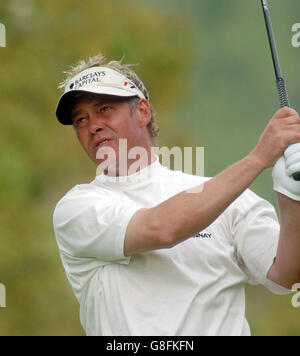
(56, 66, 146, 124)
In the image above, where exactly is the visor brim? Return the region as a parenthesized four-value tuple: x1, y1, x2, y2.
(56, 86, 139, 125)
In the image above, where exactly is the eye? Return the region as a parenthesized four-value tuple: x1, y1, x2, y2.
(74, 117, 87, 127)
(100, 105, 112, 113)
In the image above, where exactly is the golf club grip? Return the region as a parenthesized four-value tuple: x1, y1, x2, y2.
(277, 79, 300, 181)
(276, 77, 290, 108)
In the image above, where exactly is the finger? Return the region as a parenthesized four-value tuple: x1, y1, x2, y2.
(276, 115, 300, 126)
(281, 127, 300, 145)
(274, 106, 299, 119)
(268, 116, 300, 133)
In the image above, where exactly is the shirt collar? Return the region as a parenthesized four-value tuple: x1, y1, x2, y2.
(94, 156, 163, 188)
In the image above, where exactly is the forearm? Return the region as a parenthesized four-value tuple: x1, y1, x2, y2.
(267, 193, 300, 289)
(125, 154, 265, 256)
(125, 107, 300, 256)
(152, 154, 265, 246)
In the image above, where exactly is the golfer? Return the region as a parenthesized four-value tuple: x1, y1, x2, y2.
(53, 53, 300, 336)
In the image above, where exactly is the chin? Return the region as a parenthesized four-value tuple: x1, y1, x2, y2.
(94, 156, 119, 176)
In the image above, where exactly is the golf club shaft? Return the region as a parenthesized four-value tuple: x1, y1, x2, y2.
(261, 0, 290, 108)
(261, 0, 300, 181)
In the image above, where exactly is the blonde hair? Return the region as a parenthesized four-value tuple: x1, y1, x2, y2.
(59, 53, 159, 143)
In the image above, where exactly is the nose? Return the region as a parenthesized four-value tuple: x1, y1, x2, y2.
(88, 112, 105, 134)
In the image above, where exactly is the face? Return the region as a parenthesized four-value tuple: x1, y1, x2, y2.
(71, 95, 152, 175)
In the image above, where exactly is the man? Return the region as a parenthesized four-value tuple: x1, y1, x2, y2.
(53, 53, 300, 336)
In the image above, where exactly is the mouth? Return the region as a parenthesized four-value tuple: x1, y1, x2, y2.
(94, 138, 113, 150)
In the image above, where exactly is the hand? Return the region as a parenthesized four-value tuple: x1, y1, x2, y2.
(272, 155, 300, 201)
(284, 143, 300, 177)
(249, 107, 300, 170)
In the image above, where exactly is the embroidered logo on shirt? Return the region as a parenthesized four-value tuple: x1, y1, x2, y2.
(193, 232, 212, 239)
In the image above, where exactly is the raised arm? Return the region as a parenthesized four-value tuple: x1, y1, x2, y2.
(124, 107, 300, 259)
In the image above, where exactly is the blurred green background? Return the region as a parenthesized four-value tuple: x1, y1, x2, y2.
(0, 0, 299, 336)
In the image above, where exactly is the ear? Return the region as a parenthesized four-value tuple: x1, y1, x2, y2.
(136, 99, 151, 128)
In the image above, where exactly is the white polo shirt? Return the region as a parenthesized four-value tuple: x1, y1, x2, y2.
(53, 159, 284, 336)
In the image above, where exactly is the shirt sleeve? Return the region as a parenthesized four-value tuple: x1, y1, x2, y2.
(53, 185, 142, 263)
(230, 189, 280, 286)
